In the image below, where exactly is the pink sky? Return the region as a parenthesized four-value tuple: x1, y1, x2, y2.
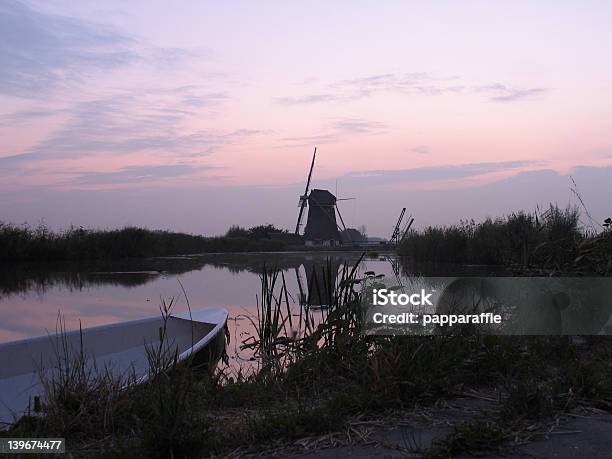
(1, 1, 611, 236)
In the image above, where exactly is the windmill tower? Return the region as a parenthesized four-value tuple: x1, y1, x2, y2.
(295, 148, 352, 247)
(303, 189, 341, 246)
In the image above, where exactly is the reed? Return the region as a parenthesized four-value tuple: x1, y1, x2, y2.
(399, 204, 588, 269)
(241, 253, 366, 379)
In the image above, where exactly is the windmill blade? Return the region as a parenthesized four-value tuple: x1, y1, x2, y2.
(336, 197, 356, 201)
(335, 203, 348, 231)
(295, 147, 317, 234)
(295, 200, 307, 234)
(304, 147, 316, 197)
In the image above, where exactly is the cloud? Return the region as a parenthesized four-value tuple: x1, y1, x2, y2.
(0, 108, 65, 125)
(150, 47, 209, 67)
(334, 72, 462, 98)
(275, 93, 341, 105)
(277, 73, 546, 105)
(411, 145, 430, 155)
(0, 2, 211, 100)
(0, 95, 261, 187)
(280, 133, 340, 147)
(280, 117, 386, 147)
(22, 98, 184, 157)
(74, 164, 214, 185)
(0, 151, 43, 166)
(1, 94, 260, 169)
(344, 160, 534, 184)
(181, 92, 228, 108)
(0, 2, 238, 187)
(0, 1, 137, 97)
(276, 73, 464, 105)
(331, 118, 386, 134)
(475, 84, 548, 102)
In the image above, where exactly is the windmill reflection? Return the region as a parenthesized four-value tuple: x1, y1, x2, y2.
(292, 253, 405, 309)
(295, 257, 343, 308)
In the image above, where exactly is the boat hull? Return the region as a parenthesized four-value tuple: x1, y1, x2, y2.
(0, 308, 228, 427)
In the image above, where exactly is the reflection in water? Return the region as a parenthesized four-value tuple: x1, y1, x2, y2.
(0, 252, 394, 344)
(0, 257, 219, 300)
(300, 258, 342, 307)
(2, 253, 610, 372)
(0, 253, 506, 302)
(2, 252, 545, 349)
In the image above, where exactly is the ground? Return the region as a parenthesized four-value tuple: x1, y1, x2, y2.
(226, 394, 612, 458)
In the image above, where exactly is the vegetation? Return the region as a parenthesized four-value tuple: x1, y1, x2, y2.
(3, 255, 612, 457)
(0, 223, 290, 262)
(400, 205, 612, 274)
(225, 223, 289, 240)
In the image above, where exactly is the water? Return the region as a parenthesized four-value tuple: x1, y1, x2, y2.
(9, 252, 609, 349)
(0, 252, 411, 347)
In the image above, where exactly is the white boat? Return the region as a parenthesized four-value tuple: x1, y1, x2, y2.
(0, 308, 228, 427)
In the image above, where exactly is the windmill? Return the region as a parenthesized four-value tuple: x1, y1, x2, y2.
(295, 148, 355, 246)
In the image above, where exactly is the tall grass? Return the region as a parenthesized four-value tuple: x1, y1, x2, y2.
(33, 316, 136, 439)
(400, 205, 585, 268)
(241, 254, 366, 378)
(0, 223, 287, 262)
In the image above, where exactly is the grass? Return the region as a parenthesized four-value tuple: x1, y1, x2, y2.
(426, 420, 508, 457)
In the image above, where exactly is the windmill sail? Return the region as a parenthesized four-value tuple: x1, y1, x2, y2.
(295, 147, 317, 234)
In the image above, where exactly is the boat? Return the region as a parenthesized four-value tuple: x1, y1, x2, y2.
(0, 307, 228, 427)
